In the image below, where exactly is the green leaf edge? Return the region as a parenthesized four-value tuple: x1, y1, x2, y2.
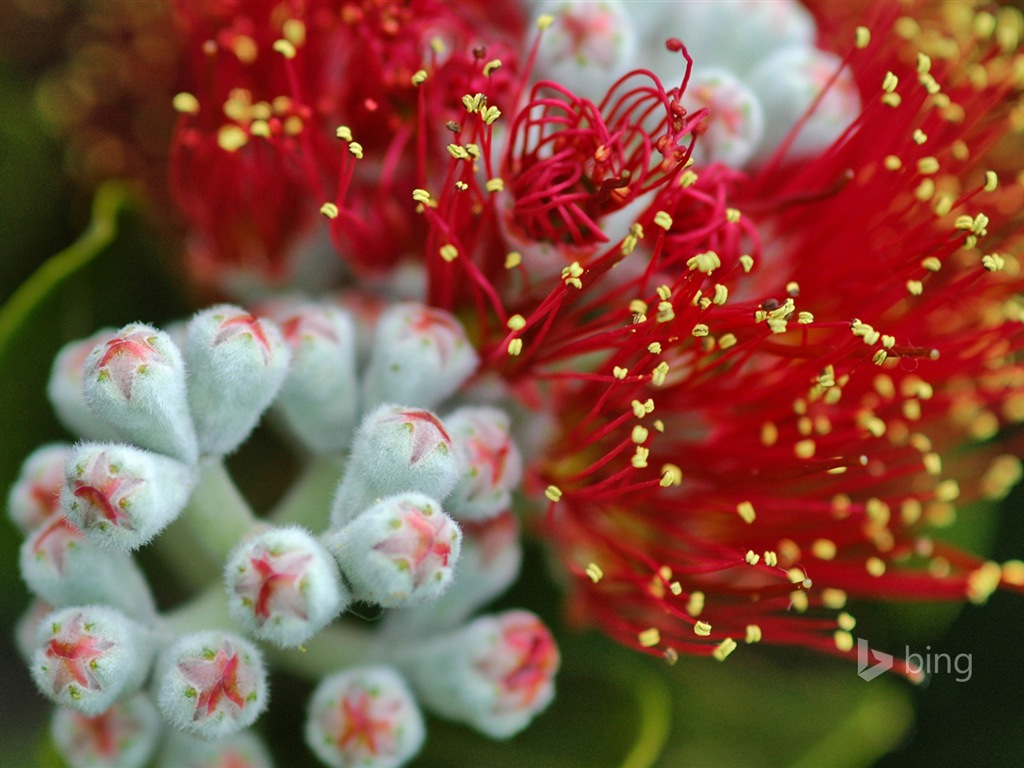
(0, 181, 130, 365)
(611, 655, 673, 768)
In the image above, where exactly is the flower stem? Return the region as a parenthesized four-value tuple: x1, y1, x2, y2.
(269, 454, 344, 530)
(162, 584, 235, 635)
(264, 622, 380, 678)
(180, 457, 258, 562)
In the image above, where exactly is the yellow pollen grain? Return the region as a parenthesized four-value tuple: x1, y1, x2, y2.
(915, 179, 935, 201)
(882, 71, 899, 93)
(504, 251, 521, 269)
(787, 567, 807, 585)
(412, 188, 431, 204)
(486, 177, 504, 192)
(982, 253, 1005, 272)
(507, 338, 523, 357)
(739, 254, 754, 273)
(638, 628, 661, 647)
(544, 485, 562, 502)
(913, 129, 928, 144)
(319, 202, 339, 219)
(922, 452, 942, 475)
(446, 143, 470, 160)
(670, 582, 682, 595)
(694, 620, 712, 637)
(855, 26, 871, 48)
(736, 501, 756, 524)
(439, 243, 458, 262)
(249, 119, 271, 138)
(631, 446, 649, 469)
(984, 170, 999, 192)
(336, 125, 353, 141)
(907, 280, 923, 296)
(726, 208, 741, 223)
(612, 366, 629, 380)
(790, 591, 809, 613)
(763, 551, 778, 567)
(679, 169, 698, 187)
(651, 362, 670, 387)
(455, 180, 468, 191)
(217, 125, 248, 152)
(660, 463, 682, 487)
(632, 398, 655, 418)
(483, 58, 502, 77)
(482, 106, 501, 125)
(966, 561, 1003, 604)
(712, 284, 729, 305)
(536, 13, 554, 29)
(866, 557, 886, 577)
(719, 333, 737, 349)
(692, 323, 709, 337)
(917, 157, 939, 175)
(933, 195, 953, 216)
(411, 69, 428, 86)
(272, 39, 297, 59)
(585, 562, 603, 583)
(654, 210, 673, 230)
(713, 638, 738, 661)
(507, 314, 526, 331)
(916, 52, 932, 75)
(687, 250, 721, 274)
(822, 588, 847, 609)
(647, 342, 662, 354)
(745, 550, 760, 566)
(173, 92, 200, 115)
(834, 631, 854, 653)
(935, 479, 960, 502)
(761, 422, 778, 447)
(794, 439, 816, 459)
(657, 301, 675, 324)
(686, 591, 704, 616)
(881, 92, 902, 107)
(838, 612, 857, 631)
(883, 154, 902, 170)
(812, 539, 837, 560)
(632, 425, 649, 444)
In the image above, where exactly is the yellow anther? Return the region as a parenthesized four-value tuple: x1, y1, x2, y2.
(411, 69, 428, 86)
(811, 539, 837, 560)
(544, 485, 562, 502)
(483, 58, 502, 76)
(933, 195, 953, 216)
(691, 323, 709, 337)
(283, 115, 304, 135)
(609, 366, 627, 380)
(679, 169, 698, 187)
(736, 501, 756, 524)
(585, 562, 603, 583)
(507, 338, 523, 356)
(1003, 560, 1024, 586)
(631, 399, 655, 418)
(336, 125, 353, 141)
(272, 39, 297, 59)
(647, 342, 662, 354)
(719, 333, 737, 349)
(504, 251, 522, 269)
(631, 446, 649, 469)
(651, 362, 670, 387)
(446, 143, 470, 160)
(282, 18, 306, 46)
(439, 243, 458, 262)
(319, 202, 339, 219)
(660, 464, 682, 487)
(712, 284, 729, 305)
(713, 638, 737, 661)
(966, 561, 1003, 604)
(172, 92, 200, 115)
(763, 551, 778, 567)
(834, 630, 854, 653)
(638, 628, 661, 648)
(631, 425, 649, 444)
(461, 93, 483, 113)
(231, 34, 258, 64)
(654, 420, 664, 432)
(484, 177, 504, 193)
(739, 254, 754, 272)
(454, 181, 468, 191)
(822, 588, 848, 609)
(881, 92, 902, 107)
(883, 154, 902, 170)
(657, 301, 675, 323)
(761, 422, 778, 447)
(745, 550, 761, 566)
(855, 25, 871, 48)
(481, 106, 502, 124)
(745, 624, 763, 644)
(686, 251, 721, 275)
(217, 125, 248, 152)
(686, 591, 704, 616)
(670, 582, 682, 596)
(984, 171, 998, 192)
(794, 439, 816, 459)
(725, 208, 741, 223)
(907, 279, 924, 296)
(915, 179, 935, 201)
(787, 567, 808, 585)
(866, 557, 886, 577)
(935, 478, 960, 501)
(507, 314, 526, 331)
(655, 284, 672, 301)
(916, 52, 931, 75)
(913, 129, 927, 144)
(919, 72, 941, 95)
(412, 188, 431, 204)
(654, 210, 673, 230)
(694, 621, 712, 637)
(537, 13, 555, 29)
(882, 71, 899, 93)
(837, 612, 857, 631)
(250, 118, 271, 138)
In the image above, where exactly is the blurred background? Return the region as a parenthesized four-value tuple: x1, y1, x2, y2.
(1, 2, 1021, 766)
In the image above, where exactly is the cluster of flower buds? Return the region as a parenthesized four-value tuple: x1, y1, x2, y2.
(10, 299, 557, 767)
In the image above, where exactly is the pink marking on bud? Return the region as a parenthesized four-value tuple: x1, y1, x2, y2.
(476, 615, 559, 714)
(280, 312, 340, 345)
(178, 646, 247, 720)
(383, 409, 453, 465)
(409, 308, 463, 367)
(70, 452, 144, 531)
(96, 331, 163, 399)
(31, 514, 83, 575)
(329, 688, 401, 759)
(44, 613, 115, 695)
(237, 549, 313, 623)
(214, 312, 273, 363)
(374, 508, 453, 588)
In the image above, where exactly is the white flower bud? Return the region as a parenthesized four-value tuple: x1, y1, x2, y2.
(271, 302, 360, 453)
(155, 631, 269, 740)
(52, 693, 162, 768)
(48, 330, 121, 441)
(158, 729, 274, 768)
(403, 610, 559, 739)
(362, 302, 478, 410)
(61, 442, 195, 552)
(185, 305, 291, 456)
(8, 443, 71, 534)
(20, 512, 157, 620)
(31, 605, 154, 716)
(15, 598, 54, 664)
(445, 406, 522, 521)
(225, 525, 349, 648)
(82, 324, 198, 464)
(686, 68, 765, 167)
(325, 492, 461, 608)
(305, 666, 425, 768)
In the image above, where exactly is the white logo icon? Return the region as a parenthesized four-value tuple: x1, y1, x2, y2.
(856, 638, 893, 681)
